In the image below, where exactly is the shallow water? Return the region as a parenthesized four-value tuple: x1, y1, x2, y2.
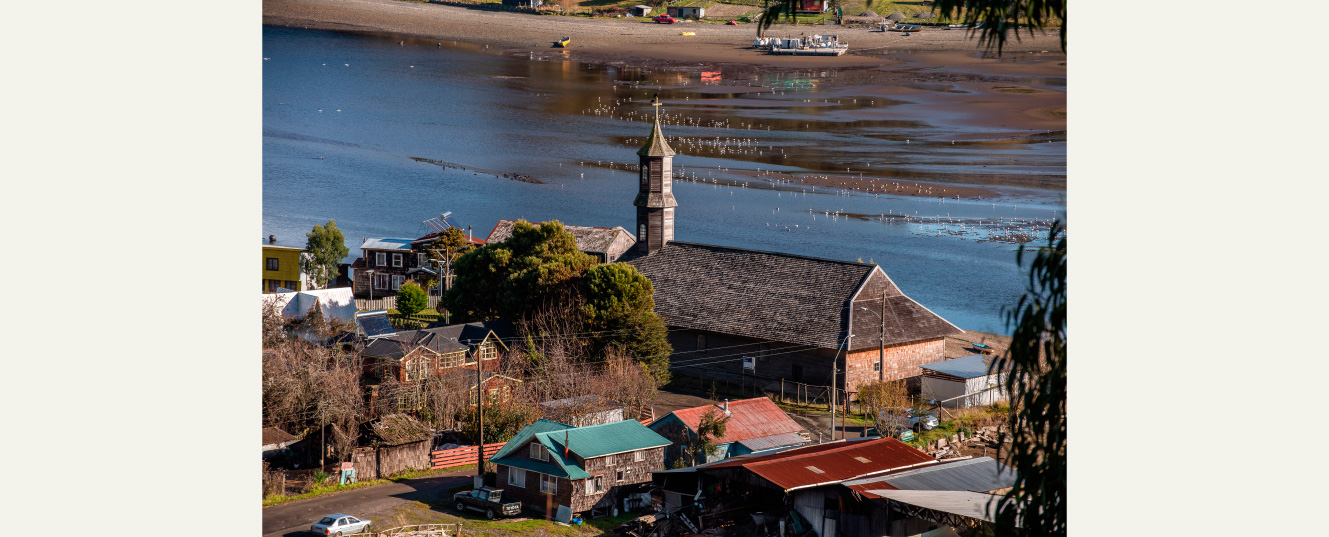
(263, 26, 1065, 334)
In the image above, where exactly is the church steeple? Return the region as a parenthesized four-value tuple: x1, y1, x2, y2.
(634, 96, 678, 255)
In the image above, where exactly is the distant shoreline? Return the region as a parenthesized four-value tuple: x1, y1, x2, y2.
(263, 0, 1066, 69)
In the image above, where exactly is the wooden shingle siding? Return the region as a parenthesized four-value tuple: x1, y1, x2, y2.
(843, 337, 946, 389)
(497, 445, 665, 516)
(848, 269, 964, 352)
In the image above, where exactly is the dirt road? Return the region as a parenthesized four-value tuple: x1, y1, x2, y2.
(262, 469, 475, 537)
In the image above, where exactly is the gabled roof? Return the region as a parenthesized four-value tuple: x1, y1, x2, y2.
(921, 354, 1005, 379)
(536, 419, 670, 459)
(627, 242, 961, 350)
(703, 437, 936, 492)
(262, 426, 297, 446)
(490, 419, 574, 461)
(362, 238, 414, 251)
(485, 220, 634, 255)
(844, 456, 1017, 494)
(657, 397, 804, 446)
(262, 288, 356, 324)
(363, 321, 513, 361)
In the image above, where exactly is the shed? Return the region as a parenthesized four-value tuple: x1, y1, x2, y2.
(920, 354, 1008, 408)
(539, 395, 625, 427)
(667, 6, 705, 19)
(630, 5, 652, 17)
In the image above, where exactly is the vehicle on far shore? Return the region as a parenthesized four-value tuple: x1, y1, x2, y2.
(311, 514, 371, 536)
(453, 487, 522, 520)
(876, 407, 939, 435)
(653, 15, 676, 24)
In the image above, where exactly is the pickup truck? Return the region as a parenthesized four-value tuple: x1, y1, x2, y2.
(453, 487, 522, 520)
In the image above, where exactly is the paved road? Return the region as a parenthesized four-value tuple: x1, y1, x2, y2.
(263, 469, 476, 537)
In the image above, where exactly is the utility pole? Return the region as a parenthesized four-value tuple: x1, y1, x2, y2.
(476, 350, 484, 484)
(320, 406, 325, 470)
(879, 292, 887, 382)
(830, 359, 837, 441)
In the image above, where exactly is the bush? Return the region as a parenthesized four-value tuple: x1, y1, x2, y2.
(396, 282, 428, 316)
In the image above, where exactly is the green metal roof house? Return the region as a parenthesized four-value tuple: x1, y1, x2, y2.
(490, 419, 670, 517)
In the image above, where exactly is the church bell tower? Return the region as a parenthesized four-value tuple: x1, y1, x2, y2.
(635, 96, 678, 255)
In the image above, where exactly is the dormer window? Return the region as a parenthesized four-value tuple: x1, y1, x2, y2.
(530, 443, 549, 461)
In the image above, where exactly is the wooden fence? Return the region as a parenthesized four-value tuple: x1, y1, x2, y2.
(355, 296, 444, 312)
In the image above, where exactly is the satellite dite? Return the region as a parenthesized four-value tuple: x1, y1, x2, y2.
(355, 310, 396, 339)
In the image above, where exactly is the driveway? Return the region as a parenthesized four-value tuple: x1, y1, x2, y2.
(263, 469, 476, 537)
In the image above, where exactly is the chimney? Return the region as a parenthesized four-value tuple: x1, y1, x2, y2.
(468, 225, 472, 243)
(564, 429, 570, 458)
(722, 399, 728, 412)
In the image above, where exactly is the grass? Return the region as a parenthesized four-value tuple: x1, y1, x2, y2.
(380, 495, 639, 537)
(904, 403, 1008, 449)
(262, 465, 477, 507)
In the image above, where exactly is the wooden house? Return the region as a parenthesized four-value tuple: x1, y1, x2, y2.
(489, 419, 670, 518)
(794, 0, 829, 13)
(262, 242, 312, 293)
(351, 231, 485, 297)
(361, 320, 515, 383)
(649, 397, 807, 466)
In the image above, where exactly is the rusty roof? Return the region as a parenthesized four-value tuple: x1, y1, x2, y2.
(703, 437, 936, 492)
(658, 397, 805, 446)
(261, 426, 297, 446)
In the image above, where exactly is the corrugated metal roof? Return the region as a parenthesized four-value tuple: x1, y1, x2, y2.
(704, 437, 936, 491)
(497, 454, 586, 480)
(921, 354, 1004, 379)
(660, 397, 805, 445)
(489, 419, 572, 461)
(736, 432, 810, 452)
(537, 419, 670, 459)
(361, 238, 415, 251)
(844, 457, 1016, 494)
(863, 490, 1005, 524)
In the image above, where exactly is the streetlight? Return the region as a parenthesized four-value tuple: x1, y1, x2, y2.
(365, 269, 375, 303)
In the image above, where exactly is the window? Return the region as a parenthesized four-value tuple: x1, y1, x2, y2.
(605, 455, 615, 467)
(266, 257, 279, 271)
(540, 474, 558, 495)
(404, 357, 430, 382)
(634, 450, 645, 462)
(393, 253, 403, 267)
(480, 342, 498, 361)
(508, 467, 527, 488)
(638, 223, 646, 241)
(616, 469, 625, 482)
(285, 280, 298, 290)
(417, 253, 426, 266)
(391, 275, 404, 290)
(873, 360, 882, 372)
(640, 166, 648, 185)
(266, 280, 278, 292)
(488, 388, 499, 400)
(697, 334, 706, 352)
(376, 252, 386, 266)
(531, 443, 549, 461)
(440, 351, 465, 369)
(588, 475, 605, 493)
(375, 273, 390, 290)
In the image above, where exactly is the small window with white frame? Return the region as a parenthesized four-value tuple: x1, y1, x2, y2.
(391, 275, 403, 290)
(508, 467, 526, 488)
(540, 474, 558, 494)
(393, 253, 402, 267)
(376, 252, 386, 266)
(531, 443, 548, 461)
(634, 450, 645, 462)
(605, 455, 615, 467)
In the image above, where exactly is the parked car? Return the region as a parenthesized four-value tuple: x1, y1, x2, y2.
(653, 15, 676, 24)
(453, 487, 521, 520)
(876, 407, 939, 435)
(310, 514, 371, 536)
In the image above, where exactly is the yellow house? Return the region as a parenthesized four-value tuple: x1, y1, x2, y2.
(262, 245, 310, 293)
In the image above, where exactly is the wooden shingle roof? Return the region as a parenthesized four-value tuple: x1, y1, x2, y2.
(627, 242, 961, 350)
(486, 220, 634, 255)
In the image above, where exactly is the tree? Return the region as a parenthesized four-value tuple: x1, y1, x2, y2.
(857, 380, 911, 436)
(396, 282, 428, 316)
(931, 0, 1065, 54)
(992, 221, 1066, 536)
(305, 220, 349, 289)
(442, 220, 672, 374)
(687, 408, 731, 465)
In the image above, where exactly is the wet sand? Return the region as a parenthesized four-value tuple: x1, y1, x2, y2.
(264, 0, 1065, 198)
(263, 0, 1066, 67)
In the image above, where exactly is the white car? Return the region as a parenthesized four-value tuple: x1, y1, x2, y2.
(310, 514, 371, 536)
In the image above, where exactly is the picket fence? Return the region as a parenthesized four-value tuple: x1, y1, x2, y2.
(355, 296, 444, 312)
(429, 419, 653, 469)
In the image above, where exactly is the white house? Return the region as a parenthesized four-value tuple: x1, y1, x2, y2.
(261, 287, 357, 324)
(920, 354, 1008, 408)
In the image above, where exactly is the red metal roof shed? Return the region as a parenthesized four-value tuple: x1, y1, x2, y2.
(705, 437, 936, 492)
(663, 397, 805, 445)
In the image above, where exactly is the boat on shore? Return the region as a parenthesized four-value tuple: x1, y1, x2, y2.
(755, 35, 848, 56)
(556, 36, 570, 48)
(890, 24, 923, 32)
